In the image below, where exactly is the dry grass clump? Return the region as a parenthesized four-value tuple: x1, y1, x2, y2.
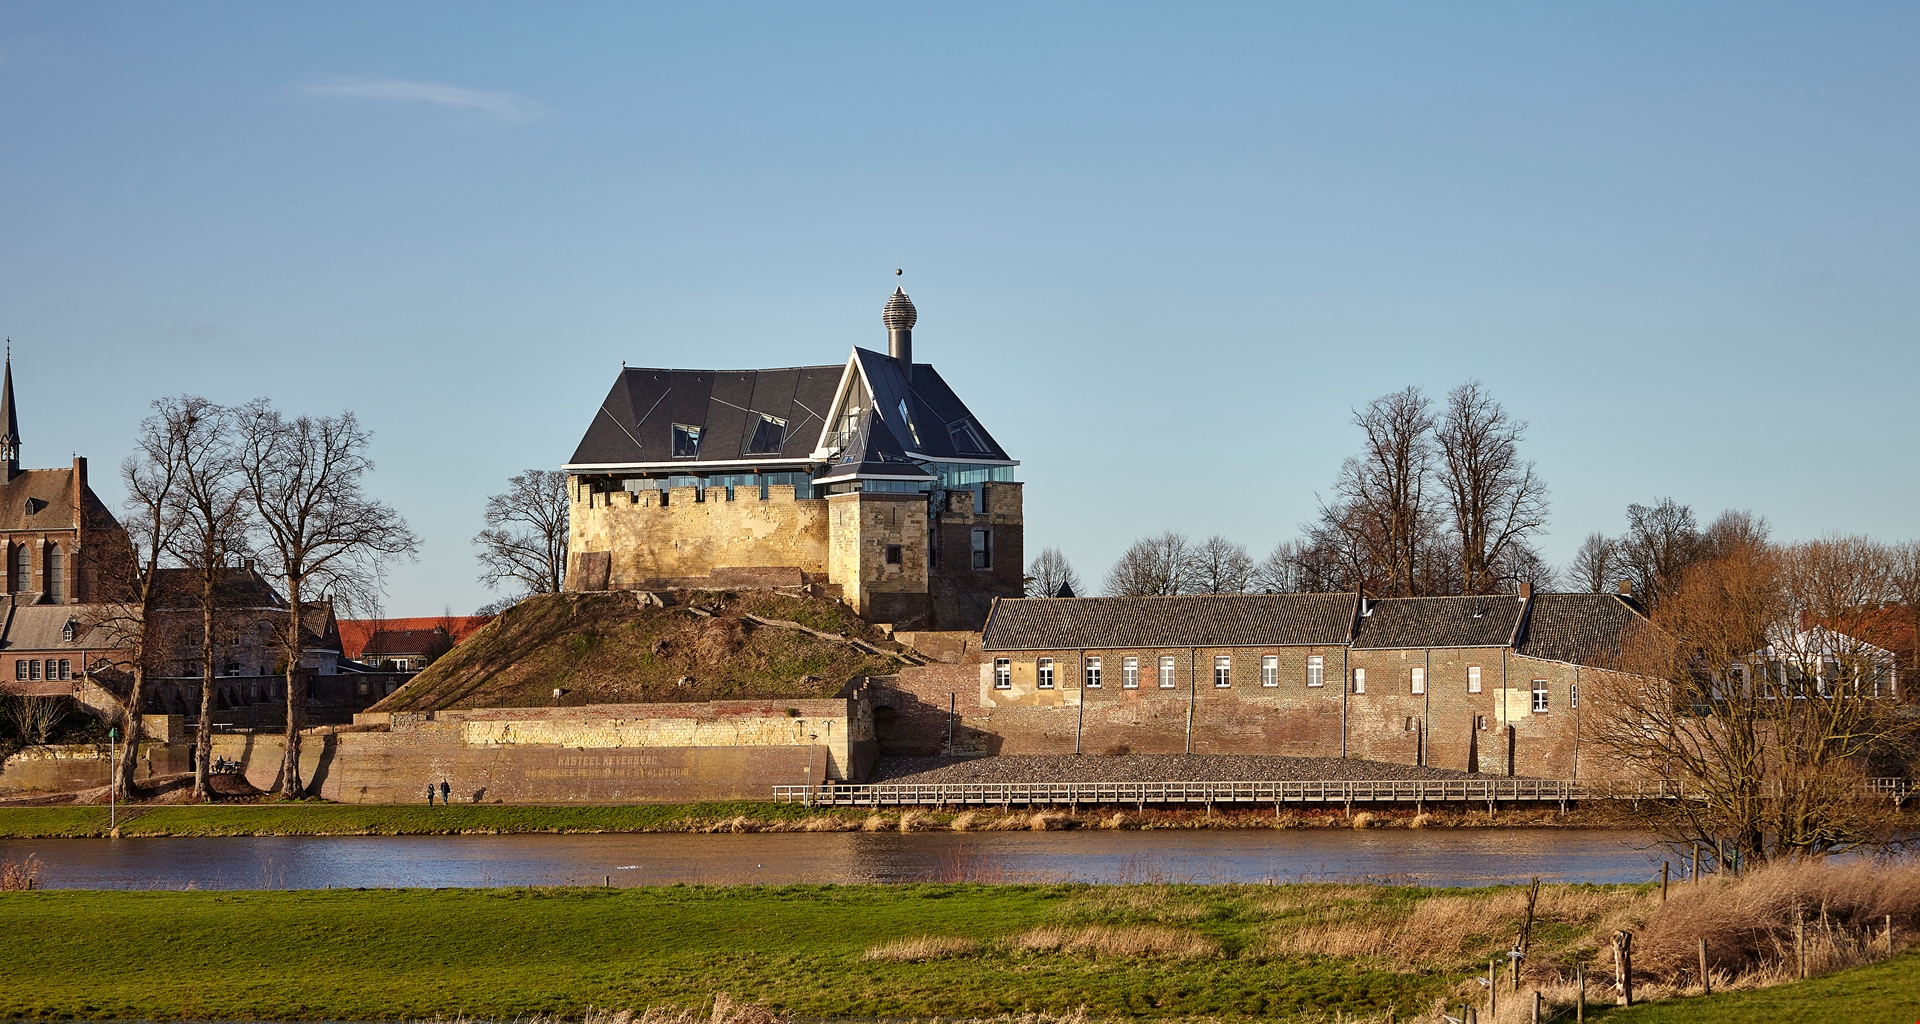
(1017, 923, 1216, 959)
(1, 856, 41, 891)
(1408, 813, 1434, 829)
(478, 994, 787, 1024)
(950, 810, 979, 832)
(1259, 885, 1636, 969)
(797, 815, 855, 832)
(1631, 858, 1919, 985)
(861, 813, 890, 832)
(1351, 812, 1376, 830)
(1100, 812, 1128, 829)
(1060, 884, 1213, 922)
(978, 814, 1030, 831)
(898, 810, 931, 832)
(1029, 811, 1072, 831)
(862, 934, 980, 961)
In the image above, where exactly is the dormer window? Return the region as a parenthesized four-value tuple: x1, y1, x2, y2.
(671, 424, 702, 459)
(948, 418, 990, 455)
(61, 621, 76, 644)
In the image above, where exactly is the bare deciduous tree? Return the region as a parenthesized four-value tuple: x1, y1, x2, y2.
(1569, 532, 1625, 594)
(1620, 498, 1701, 605)
(1188, 535, 1253, 594)
(238, 401, 418, 798)
(163, 398, 251, 802)
(1327, 387, 1437, 597)
(474, 469, 570, 598)
(1888, 540, 1920, 701)
(1103, 531, 1193, 597)
(1025, 546, 1082, 598)
(1589, 535, 1913, 865)
(3, 694, 67, 746)
(1435, 381, 1550, 594)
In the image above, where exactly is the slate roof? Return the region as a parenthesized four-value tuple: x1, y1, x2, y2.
(1514, 593, 1651, 667)
(1351, 596, 1526, 649)
(150, 567, 288, 610)
(846, 348, 1012, 463)
(567, 364, 845, 468)
(981, 593, 1359, 651)
(815, 407, 935, 483)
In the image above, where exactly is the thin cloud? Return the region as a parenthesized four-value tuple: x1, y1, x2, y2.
(303, 76, 550, 122)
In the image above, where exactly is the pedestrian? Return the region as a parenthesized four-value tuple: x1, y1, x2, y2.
(439, 779, 451, 805)
(426, 783, 434, 806)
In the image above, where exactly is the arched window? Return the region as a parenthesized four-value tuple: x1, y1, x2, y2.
(12, 546, 28, 593)
(46, 546, 63, 603)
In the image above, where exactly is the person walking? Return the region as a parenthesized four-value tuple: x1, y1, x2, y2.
(439, 779, 451, 805)
(425, 782, 435, 806)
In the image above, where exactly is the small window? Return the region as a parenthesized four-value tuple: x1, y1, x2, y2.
(1158, 656, 1177, 689)
(885, 544, 903, 565)
(57, 659, 71, 681)
(1213, 655, 1231, 688)
(971, 528, 992, 570)
(1410, 666, 1425, 695)
(1037, 657, 1055, 690)
(1084, 656, 1102, 689)
(1570, 682, 1579, 709)
(1261, 655, 1278, 687)
(746, 415, 787, 454)
(12, 661, 24, 681)
(1352, 667, 1366, 694)
(993, 658, 1011, 689)
(1532, 679, 1549, 713)
(27, 659, 40, 681)
(1307, 655, 1325, 688)
(1476, 714, 1487, 731)
(1121, 656, 1139, 689)
(61, 621, 76, 643)
(1404, 716, 1416, 732)
(671, 423, 702, 458)
(1467, 666, 1482, 694)
(897, 400, 922, 448)
(357, 681, 371, 696)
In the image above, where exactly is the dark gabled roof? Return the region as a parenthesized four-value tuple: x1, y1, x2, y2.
(1351, 595, 1526, 649)
(151, 567, 287, 610)
(816, 408, 935, 482)
(0, 467, 79, 531)
(850, 348, 1012, 463)
(566, 365, 844, 467)
(981, 593, 1359, 651)
(1515, 593, 1649, 667)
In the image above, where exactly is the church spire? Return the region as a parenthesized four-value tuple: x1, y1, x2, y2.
(1, 345, 20, 479)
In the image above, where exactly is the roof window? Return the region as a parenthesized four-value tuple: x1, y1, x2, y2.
(746, 415, 786, 455)
(948, 418, 990, 455)
(897, 400, 922, 449)
(672, 424, 702, 459)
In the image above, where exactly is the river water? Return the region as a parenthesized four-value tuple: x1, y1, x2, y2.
(0, 828, 1674, 890)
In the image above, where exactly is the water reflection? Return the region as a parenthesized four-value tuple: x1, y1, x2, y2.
(0, 828, 1674, 890)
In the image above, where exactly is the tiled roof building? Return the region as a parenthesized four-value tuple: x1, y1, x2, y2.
(564, 286, 1023, 629)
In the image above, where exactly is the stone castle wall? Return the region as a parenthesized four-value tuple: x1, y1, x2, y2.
(570, 484, 830, 590)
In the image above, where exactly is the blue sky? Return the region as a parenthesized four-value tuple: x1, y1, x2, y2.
(2, 3, 1917, 615)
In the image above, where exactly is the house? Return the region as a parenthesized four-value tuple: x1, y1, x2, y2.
(337, 615, 493, 671)
(967, 585, 1650, 779)
(563, 286, 1024, 629)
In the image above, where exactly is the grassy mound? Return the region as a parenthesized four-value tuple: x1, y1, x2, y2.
(373, 591, 898, 712)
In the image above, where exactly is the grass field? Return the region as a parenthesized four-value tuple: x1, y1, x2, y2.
(1, 881, 1911, 1022)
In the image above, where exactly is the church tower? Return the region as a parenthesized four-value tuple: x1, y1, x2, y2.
(1, 351, 21, 481)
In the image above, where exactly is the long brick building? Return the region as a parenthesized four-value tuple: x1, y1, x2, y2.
(563, 287, 1023, 629)
(934, 585, 1649, 779)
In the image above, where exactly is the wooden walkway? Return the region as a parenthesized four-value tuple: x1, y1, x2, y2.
(771, 777, 1912, 808)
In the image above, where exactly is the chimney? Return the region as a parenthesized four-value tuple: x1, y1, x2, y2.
(883, 287, 916, 382)
(1518, 582, 1533, 602)
(1617, 579, 1632, 596)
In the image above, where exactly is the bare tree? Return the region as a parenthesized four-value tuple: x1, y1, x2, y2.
(3, 694, 67, 746)
(1620, 498, 1701, 605)
(1188, 535, 1253, 594)
(1589, 535, 1913, 865)
(163, 398, 251, 802)
(1888, 540, 1920, 701)
(238, 401, 418, 798)
(1327, 387, 1437, 597)
(85, 399, 191, 796)
(1569, 532, 1625, 593)
(1251, 541, 1305, 593)
(474, 469, 569, 598)
(1435, 381, 1550, 594)
(1103, 531, 1193, 596)
(1025, 546, 1082, 598)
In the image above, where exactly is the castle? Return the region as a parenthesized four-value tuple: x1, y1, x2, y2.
(563, 287, 1024, 629)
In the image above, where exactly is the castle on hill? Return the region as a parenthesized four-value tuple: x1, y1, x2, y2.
(562, 287, 1023, 629)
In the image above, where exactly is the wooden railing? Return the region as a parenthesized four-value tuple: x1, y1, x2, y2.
(770, 777, 1911, 808)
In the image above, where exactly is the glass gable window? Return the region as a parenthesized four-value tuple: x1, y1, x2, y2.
(746, 415, 786, 454)
(948, 418, 992, 455)
(671, 424, 702, 458)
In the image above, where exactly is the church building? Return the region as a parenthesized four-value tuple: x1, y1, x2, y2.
(0, 355, 128, 607)
(563, 287, 1024, 629)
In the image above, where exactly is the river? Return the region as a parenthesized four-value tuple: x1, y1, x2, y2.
(0, 828, 1675, 889)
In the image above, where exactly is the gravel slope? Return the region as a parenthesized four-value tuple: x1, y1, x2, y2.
(869, 754, 1508, 785)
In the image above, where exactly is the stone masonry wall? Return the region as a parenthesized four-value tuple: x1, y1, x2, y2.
(827, 492, 931, 626)
(570, 484, 830, 590)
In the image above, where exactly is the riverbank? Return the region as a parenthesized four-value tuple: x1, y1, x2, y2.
(0, 801, 1673, 838)
(1, 863, 1912, 1022)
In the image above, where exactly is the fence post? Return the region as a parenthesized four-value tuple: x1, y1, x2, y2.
(1698, 936, 1710, 995)
(1661, 861, 1669, 904)
(1691, 843, 1699, 884)
(1796, 909, 1807, 979)
(1489, 958, 1497, 1016)
(1613, 930, 1633, 1006)
(1576, 962, 1585, 1023)
(1531, 990, 1541, 1024)
(1887, 913, 1895, 954)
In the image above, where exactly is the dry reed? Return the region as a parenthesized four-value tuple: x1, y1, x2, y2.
(1351, 812, 1376, 830)
(862, 935, 980, 961)
(1017, 923, 1216, 958)
(0, 855, 40, 891)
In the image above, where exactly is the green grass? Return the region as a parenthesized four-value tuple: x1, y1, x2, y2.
(1595, 950, 1920, 1023)
(0, 802, 862, 838)
(0, 885, 1469, 1021)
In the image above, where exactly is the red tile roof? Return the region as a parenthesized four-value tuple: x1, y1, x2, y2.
(337, 616, 493, 660)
